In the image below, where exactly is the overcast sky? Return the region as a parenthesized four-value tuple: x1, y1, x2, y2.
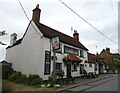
(0, 0, 119, 61)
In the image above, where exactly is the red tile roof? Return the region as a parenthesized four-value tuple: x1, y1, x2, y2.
(36, 23, 88, 51)
(7, 22, 88, 51)
(67, 54, 82, 62)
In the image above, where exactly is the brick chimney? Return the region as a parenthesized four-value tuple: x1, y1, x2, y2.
(10, 33, 17, 46)
(32, 4, 41, 24)
(73, 30, 79, 41)
(106, 47, 110, 53)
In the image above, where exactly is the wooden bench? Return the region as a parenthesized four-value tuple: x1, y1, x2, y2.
(57, 75, 74, 84)
(82, 72, 98, 78)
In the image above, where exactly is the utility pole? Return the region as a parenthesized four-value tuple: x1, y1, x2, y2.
(53, 50, 56, 83)
(52, 36, 60, 83)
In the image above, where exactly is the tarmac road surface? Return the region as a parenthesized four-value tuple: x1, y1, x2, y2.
(60, 74, 119, 93)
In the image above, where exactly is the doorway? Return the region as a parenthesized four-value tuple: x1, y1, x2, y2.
(67, 64, 71, 78)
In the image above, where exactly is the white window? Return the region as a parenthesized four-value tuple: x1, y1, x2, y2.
(89, 63, 92, 67)
(80, 50, 84, 58)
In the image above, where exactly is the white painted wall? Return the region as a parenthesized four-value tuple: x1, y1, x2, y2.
(6, 21, 51, 80)
(6, 21, 88, 80)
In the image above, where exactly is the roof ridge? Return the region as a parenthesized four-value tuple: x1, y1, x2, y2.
(38, 23, 83, 43)
(39, 23, 73, 38)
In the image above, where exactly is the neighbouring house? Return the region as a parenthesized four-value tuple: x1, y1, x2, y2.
(97, 47, 120, 73)
(5, 4, 89, 80)
(98, 48, 113, 64)
(98, 47, 120, 64)
(86, 53, 99, 75)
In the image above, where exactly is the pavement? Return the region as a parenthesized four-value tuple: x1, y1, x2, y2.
(56, 74, 116, 92)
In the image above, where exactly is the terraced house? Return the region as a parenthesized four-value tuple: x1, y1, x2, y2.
(5, 4, 91, 80)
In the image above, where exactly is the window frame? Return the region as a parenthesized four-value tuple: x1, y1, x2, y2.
(56, 63, 62, 71)
(80, 50, 84, 58)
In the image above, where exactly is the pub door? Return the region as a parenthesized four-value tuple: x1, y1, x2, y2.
(67, 64, 71, 78)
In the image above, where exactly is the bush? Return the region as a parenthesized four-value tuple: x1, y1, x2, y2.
(2, 86, 11, 93)
(28, 74, 39, 81)
(57, 70, 64, 76)
(48, 76, 53, 81)
(49, 80, 55, 87)
(15, 74, 28, 84)
(8, 72, 44, 87)
(48, 76, 55, 87)
(8, 72, 22, 81)
(31, 77, 43, 86)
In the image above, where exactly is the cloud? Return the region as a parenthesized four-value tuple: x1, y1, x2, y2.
(0, 0, 119, 61)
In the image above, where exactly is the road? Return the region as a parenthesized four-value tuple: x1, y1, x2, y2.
(60, 74, 119, 93)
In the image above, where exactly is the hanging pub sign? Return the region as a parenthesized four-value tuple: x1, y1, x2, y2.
(52, 36, 60, 50)
(44, 51, 51, 75)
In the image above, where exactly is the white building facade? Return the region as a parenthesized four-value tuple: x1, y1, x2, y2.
(5, 4, 97, 80)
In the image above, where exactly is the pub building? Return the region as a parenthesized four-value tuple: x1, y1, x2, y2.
(5, 4, 98, 80)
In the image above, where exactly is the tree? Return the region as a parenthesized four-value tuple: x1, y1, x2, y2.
(113, 59, 120, 69)
(0, 30, 7, 36)
(112, 58, 120, 73)
(0, 30, 7, 45)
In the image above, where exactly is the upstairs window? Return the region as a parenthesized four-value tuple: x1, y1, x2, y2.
(80, 50, 84, 58)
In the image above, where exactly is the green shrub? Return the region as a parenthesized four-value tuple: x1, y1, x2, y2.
(57, 70, 64, 76)
(28, 74, 39, 81)
(48, 76, 55, 87)
(30, 77, 43, 86)
(8, 72, 22, 81)
(2, 87, 11, 93)
(48, 76, 53, 81)
(8, 72, 44, 87)
(49, 80, 55, 87)
(15, 74, 28, 84)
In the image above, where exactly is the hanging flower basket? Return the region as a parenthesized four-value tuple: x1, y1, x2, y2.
(62, 56, 70, 66)
(51, 56, 57, 61)
(84, 60, 88, 63)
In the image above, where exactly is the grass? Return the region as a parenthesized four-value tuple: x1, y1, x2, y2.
(2, 80, 58, 92)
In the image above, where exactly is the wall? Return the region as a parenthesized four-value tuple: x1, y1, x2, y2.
(6, 21, 51, 80)
(5, 21, 88, 79)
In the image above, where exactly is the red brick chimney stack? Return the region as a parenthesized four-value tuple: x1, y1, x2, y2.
(106, 47, 110, 53)
(32, 4, 41, 24)
(73, 30, 79, 41)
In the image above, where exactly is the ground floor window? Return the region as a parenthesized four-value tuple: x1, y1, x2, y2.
(44, 51, 51, 75)
(89, 63, 92, 67)
(56, 63, 62, 71)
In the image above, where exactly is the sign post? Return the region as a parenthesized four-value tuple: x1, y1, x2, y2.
(52, 36, 60, 83)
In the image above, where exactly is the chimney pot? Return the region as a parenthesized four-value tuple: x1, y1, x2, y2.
(32, 4, 41, 24)
(73, 30, 79, 41)
(36, 4, 39, 8)
(10, 33, 17, 46)
(74, 30, 77, 33)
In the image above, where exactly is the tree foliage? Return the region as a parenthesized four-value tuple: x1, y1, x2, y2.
(0, 30, 7, 36)
(113, 58, 120, 69)
(0, 30, 7, 45)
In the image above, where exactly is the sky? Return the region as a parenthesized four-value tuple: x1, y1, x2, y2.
(0, 0, 119, 61)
